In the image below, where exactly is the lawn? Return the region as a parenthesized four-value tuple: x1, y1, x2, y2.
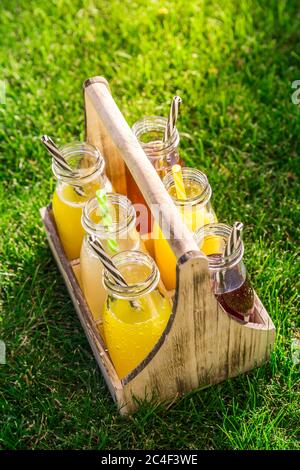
(0, 0, 299, 450)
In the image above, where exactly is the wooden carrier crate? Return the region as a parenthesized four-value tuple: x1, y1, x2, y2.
(40, 76, 276, 415)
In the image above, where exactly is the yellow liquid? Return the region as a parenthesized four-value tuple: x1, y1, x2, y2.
(103, 264, 172, 379)
(52, 181, 101, 260)
(197, 234, 223, 256)
(153, 181, 218, 290)
(80, 207, 140, 332)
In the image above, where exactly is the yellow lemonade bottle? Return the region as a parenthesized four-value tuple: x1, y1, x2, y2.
(102, 250, 172, 379)
(80, 194, 140, 332)
(153, 168, 218, 291)
(52, 141, 112, 260)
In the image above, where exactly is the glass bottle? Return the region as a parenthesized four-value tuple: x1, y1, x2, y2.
(194, 223, 255, 322)
(102, 250, 172, 379)
(153, 167, 218, 291)
(129, 116, 181, 234)
(80, 193, 140, 332)
(52, 141, 112, 260)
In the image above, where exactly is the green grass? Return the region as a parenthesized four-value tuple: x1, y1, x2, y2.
(0, 0, 299, 450)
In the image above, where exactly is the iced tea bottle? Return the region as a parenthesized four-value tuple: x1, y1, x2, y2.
(194, 223, 255, 322)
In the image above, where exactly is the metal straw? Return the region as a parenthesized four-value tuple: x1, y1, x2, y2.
(41, 135, 85, 196)
(88, 236, 140, 309)
(224, 222, 244, 258)
(88, 236, 128, 287)
(163, 95, 182, 142)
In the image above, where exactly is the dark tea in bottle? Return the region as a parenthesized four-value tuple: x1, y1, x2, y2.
(215, 275, 254, 322)
(195, 224, 255, 324)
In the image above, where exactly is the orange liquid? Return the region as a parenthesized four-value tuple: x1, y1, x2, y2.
(125, 151, 183, 234)
(126, 166, 152, 234)
(103, 264, 172, 379)
(153, 181, 218, 290)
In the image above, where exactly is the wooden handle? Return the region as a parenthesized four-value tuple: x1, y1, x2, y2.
(84, 77, 128, 195)
(84, 77, 200, 260)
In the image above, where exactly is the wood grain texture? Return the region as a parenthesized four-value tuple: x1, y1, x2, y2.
(83, 77, 200, 261)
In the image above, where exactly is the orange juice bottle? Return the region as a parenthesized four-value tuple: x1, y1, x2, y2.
(80, 194, 140, 332)
(102, 250, 172, 379)
(52, 141, 112, 260)
(153, 168, 218, 291)
(128, 116, 181, 234)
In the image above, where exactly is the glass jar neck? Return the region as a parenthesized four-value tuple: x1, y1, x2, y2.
(164, 167, 212, 208)
(103, 251, 160, 300)
(82, 193, 136, 239)
(52, 141, 105, 185)
(132, 116, 180, 159)
(194, 223, 245, 270)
